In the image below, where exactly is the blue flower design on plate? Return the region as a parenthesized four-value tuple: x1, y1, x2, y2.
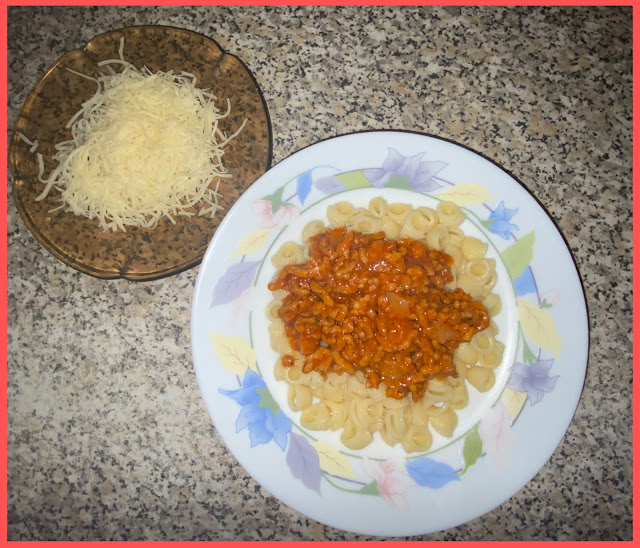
(483, 201, 519, 240)
(220, 369, 292, 450)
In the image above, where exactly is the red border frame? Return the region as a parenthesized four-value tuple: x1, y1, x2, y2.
(1, 1, 7, 544)
(2, 0, 637, 6)
(2, 0, 635, 544)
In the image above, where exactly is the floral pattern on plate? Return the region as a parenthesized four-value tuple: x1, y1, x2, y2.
(208, 147, 564, 506)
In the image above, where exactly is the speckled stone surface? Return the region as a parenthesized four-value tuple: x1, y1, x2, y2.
(7, 6, 632, 541)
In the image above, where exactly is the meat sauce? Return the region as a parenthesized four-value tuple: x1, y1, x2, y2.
(268, 227, 490, 401)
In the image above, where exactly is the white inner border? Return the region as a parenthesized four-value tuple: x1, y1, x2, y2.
(251, 187, 518, 460)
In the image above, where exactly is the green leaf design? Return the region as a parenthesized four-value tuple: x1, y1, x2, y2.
(480, 219, 494, 231)
(521, 335, 537, 364)
(335, 171, 371, 190)
(263, 185, 294, 214)
(257, 387, 280, 416)
(461, 425, 483, 475)
(502, 231, 535, 281)
(539, 298, 553, 309)
(384, 174, 412, 190)
(359, 480, 380, 496)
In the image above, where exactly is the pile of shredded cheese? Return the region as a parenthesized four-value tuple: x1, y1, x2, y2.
(32, 38, 245, 232)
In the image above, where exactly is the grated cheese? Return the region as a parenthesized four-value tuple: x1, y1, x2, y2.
(34, 38, 246, 232)
(17, 131, 39, 152)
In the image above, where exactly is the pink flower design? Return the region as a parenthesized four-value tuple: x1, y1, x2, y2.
(272, 203, 300, 226)
(229, 286, 253, 328)
(362, 458, 417, 508)
(250, 199, 273, 227)
(478, 401, 515, 470)
(251, 199, 300, 228)
(539, 290, 561, 308)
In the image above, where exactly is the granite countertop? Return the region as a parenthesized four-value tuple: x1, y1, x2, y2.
(7, 6, 632, 541)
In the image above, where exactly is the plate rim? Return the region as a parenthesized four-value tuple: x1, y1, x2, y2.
(191, 129, 590, 536)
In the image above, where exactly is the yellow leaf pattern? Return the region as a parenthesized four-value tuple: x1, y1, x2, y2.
(502, 388, 528, 418)
(309, 440, 356, 479)
(229, 228, 274, 259)
(436, 184, 493, 206)
(209, 331, 257, 375)
(517, 298, 563, 357)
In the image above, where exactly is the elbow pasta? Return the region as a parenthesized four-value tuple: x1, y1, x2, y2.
(437, 200, 466, 227)
(268, 198, 505, 452)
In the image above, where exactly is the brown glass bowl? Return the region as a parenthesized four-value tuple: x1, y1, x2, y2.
(8, 25, 272, 280)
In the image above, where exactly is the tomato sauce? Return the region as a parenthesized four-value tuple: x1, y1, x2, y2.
(268, 227, 490, 401)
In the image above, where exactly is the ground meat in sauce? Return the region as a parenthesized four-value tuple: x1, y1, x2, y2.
(268, 227, 490, 401)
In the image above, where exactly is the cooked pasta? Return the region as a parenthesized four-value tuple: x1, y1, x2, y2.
(436, 200, 465, 227)
(327, 201, 357, 227)
(386, 202, 412, 225)
(368, 196, 389, 218)
(381, 214, 403, 240)
(461, 235, 489, 261)
(424, 224, 450, 250)
(482, 292, 503, 317)
(466, 366, 496, 392)
(301, 219, 326, 243)
(271, 240, 305, 269)
(400, 209, 439, 239)
(267, 198, 505, 452)
(446, 226, 465, 247)
(349, 212, 382, 234)
(428, 408, 458, 438)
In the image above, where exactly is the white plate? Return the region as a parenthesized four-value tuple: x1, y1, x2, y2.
(191, 131, 588, 536)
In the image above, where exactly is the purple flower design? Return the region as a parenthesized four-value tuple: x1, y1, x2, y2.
(508, 359, 559, 405)
(485, 201, 519, 240)
(286, 432, 322, 493)
(314, 175, 346, 195)
(365, 148, 446, 192)
(211, 260, 260, 307)
(220, 369, 291, 450)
